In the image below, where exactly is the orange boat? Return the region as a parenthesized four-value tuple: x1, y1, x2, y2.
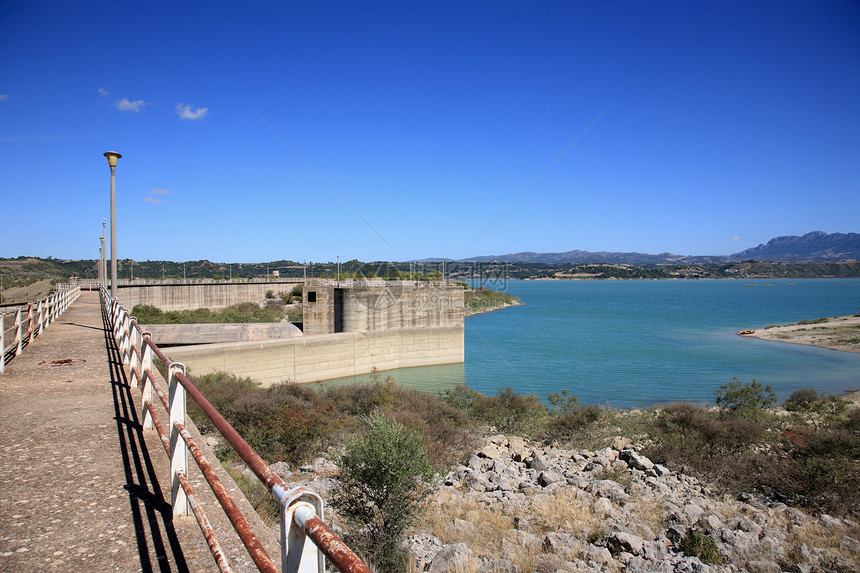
(737, 329, 756, 335)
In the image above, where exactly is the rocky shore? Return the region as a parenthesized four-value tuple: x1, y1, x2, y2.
(268, 433, 859, 573)
(745, 314, 860, 354)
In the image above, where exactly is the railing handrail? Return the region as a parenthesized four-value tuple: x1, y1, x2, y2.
(101, 285, 371, 573)
(1, 284, 81, 374)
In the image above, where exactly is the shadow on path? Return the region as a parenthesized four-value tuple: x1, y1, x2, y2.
(101, 301, 189, 573)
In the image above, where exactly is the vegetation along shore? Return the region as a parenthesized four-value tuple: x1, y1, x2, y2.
(189, 370, 860, 573)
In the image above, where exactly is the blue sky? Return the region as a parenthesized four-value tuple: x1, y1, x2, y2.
(2, 1, 858, 264)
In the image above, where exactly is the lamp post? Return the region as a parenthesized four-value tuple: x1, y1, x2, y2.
(104, 151, 122, 297)
(100, 219, 106, 287)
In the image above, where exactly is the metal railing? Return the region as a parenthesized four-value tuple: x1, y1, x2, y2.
(0, 284, 81, 374)
(102, 286, 371, 573)
(306, 278, 453, 288)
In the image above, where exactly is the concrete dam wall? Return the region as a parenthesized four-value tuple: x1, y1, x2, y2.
(117, 281, 300, 312)
(165, 326, 464, 386)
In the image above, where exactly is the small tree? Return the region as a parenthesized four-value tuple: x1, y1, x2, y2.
(332, 414, 436, 572)
(714, 378, 776, 415)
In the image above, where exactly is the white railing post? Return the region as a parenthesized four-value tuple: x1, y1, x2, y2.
(14, 308, 22, 355)
(281, 488, 326, 573)
(141, 333, 154, 430)
(38, 301, 45, 335)
(26, 305, 34, 345)
(129, 321, 141, 389)
(169, 362, 189, 517)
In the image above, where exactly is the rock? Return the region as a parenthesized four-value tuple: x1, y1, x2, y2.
(428, 543, 474, 573)
(538, 470, 563, 487)
(589, 479, 630, 504)
(468, 454, 483, 470)
(408, 531, 442, 571)
(593, 497, 614, 517)
(840, 535, 860, 554)
(269, 461, 292, 478)
(745, 560, 781, 573)
(820, 514, 844, 530)
(612, 436, 633, 450)
(489, 434, 509, 446)
(607, 531, 645, 555)
(581, 545, 613, 565)
(543, 531, 577, 552)
(529, 455, 550, 471)
(653, 463, 670, 477)
(619, 449, 654, 471)
(479, 443, 504, 459)
(477, 558, 516, 573)
(684, 503, 705, 525)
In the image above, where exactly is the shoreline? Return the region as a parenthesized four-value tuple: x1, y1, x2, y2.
(743, 313, 860, 355)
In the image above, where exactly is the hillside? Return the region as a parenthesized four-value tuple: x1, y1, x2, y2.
(730, 231, 860, 262)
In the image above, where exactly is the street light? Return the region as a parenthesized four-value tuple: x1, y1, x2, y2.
(104, 151, 122, 297)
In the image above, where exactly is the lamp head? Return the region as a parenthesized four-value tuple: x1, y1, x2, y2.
(103, 151, 122, 167)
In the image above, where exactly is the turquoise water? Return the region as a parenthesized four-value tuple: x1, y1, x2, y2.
(325, 279, 860, 408)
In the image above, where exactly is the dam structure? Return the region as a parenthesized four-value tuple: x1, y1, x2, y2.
(160, 280, 465, 387)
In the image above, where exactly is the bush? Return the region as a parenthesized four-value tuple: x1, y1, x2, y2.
(784, 388, 820, 412)
(473, 387, 548, 437)
(545, 404, 603, 442)
(332, 414, 436, 572)
(678, 530, 722, 564)
(714, 378, 776, 414)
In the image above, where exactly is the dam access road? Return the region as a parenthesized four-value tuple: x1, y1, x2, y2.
(0, 291, 277, 572)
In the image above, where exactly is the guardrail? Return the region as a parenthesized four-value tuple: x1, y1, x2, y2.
(0, 284, 81, 374)
(102, 286, 371, 573)
(306, 278, 453, 288)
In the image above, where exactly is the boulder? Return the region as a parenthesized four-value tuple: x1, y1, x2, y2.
(428, 543, 474, 573)
(607, 531, 645, 555)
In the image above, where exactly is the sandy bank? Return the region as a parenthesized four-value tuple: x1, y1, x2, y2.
(744, 314, 860, 354)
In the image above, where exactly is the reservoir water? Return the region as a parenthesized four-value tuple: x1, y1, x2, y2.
(325, 279, 860, 408)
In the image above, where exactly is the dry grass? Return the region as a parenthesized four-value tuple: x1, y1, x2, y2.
(784, 520, 860, 571)
(417, 487, 605, 571)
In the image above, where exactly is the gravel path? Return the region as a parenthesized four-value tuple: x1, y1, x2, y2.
(0, 291, 278, 572)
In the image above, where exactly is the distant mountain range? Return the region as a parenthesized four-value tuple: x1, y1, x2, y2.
(460, 232, 860, 265)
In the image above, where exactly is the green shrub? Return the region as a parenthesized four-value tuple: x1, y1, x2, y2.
(714, 378, 776, 414)
(678, 530, 722, 564)
(545, 404, 603, 443)
(332, 414, 436, 573)
(473, 387, 548, 437)
(547, 389, 581, 414)
(784, 388, 820, 412)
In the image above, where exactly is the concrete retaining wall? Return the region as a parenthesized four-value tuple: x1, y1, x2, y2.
(144, 322, 303, 345)
(117, 282, 301, 312)
(165, 326, 464, 387)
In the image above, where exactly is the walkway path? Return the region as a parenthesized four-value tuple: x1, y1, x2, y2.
(0, 292, 278, 572)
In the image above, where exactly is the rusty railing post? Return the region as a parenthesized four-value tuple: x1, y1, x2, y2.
(141, 333, 154, 430)
(280, 488, 325, 573)
(169, 361, 189, 517)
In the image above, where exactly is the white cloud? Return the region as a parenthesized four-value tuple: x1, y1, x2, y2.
(97, 87, 110, 96)
(176, 103, 209, 120)
(730, 236, 743, 242)
(145, 188, 173, 204)
(114, 97, 148, 112)
(0, 94, 9, 101)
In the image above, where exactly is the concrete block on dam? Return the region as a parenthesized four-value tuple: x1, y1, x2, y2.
(165, 326, 465, 387)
